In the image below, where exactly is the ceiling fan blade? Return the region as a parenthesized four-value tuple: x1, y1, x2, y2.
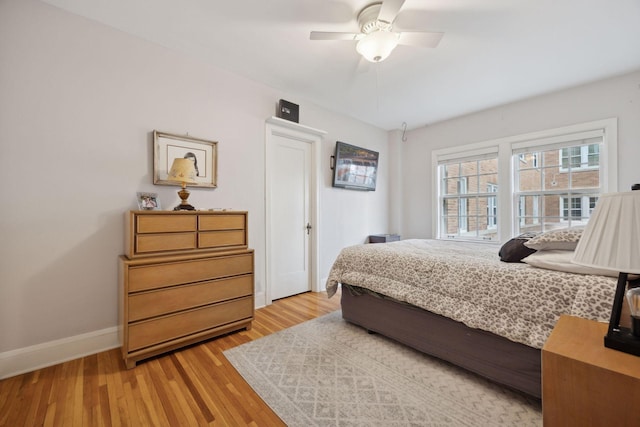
(397, 31, 444, 48)
(310, 31, 360, 41)
(377, 0, 406, 24)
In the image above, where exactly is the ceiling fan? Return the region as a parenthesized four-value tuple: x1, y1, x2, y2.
(310, 0, 443, 63)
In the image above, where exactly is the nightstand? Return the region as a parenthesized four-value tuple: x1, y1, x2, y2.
(542, 315, 640, 426)
(368, 234, 400, 243)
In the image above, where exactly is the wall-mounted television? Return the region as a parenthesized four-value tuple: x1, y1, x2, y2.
(332, 141, 379, 191)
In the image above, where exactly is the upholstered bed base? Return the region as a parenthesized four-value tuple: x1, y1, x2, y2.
(340, 286, 542, 398)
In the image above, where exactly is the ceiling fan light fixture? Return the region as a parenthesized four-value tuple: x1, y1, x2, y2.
(356, 30, 399, 62)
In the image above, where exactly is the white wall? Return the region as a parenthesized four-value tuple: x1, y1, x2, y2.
(0, 0, 389, 371)
(298, 104, 391, 280)
(401, 71, 640, 239)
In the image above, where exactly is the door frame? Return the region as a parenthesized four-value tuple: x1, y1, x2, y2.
(265, 117, 326, 306)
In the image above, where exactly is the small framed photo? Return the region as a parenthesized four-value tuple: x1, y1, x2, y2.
(137, 192, 161, 210)
(153, 130, 218, 188)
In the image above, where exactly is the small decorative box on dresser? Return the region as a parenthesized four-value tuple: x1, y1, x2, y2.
(119, 210, 254, 369)
(542, 315, 640, 426)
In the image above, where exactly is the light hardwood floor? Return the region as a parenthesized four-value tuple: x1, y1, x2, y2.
(0, 290, 341, 426)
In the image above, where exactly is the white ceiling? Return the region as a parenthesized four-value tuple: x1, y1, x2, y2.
(41, 0, 640, 131)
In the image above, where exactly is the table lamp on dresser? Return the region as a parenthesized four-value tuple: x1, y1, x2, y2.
(168, 158, 197, 211)
(572, 189, 640, 356)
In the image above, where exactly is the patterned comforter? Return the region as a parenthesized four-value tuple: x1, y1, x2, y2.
(326, 239, 617, 348)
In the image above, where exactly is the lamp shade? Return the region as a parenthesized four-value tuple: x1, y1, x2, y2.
(356, 30, 399, 62)
(168, 158, 197, 184)
(572, 191, 640, 274)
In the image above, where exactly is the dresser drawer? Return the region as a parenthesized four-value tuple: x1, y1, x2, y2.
(127, 252, 254, 292)
(127, 211, 248, 257)
(199, 214, 245, 231)
(199, 230, 246, 249)
(136, 232, 197, 254)
(137, 215, 197, 233)
(128, 297, 253, 351)
(128, 275, 253, 322)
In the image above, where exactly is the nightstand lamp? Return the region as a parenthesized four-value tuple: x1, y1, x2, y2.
(573, 190, 640, 356)
(168, 158, 197, 211)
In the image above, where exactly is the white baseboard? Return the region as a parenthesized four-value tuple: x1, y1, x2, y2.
(254, 290, 266, 309)
(0, 327, 120, 380)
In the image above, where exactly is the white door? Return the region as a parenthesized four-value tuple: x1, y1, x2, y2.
(268, 133, 312, 300)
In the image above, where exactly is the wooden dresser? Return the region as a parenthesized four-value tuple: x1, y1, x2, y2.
(119, 210, 254, 368)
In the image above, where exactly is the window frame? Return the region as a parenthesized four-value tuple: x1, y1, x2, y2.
(431, 118, 618, 243)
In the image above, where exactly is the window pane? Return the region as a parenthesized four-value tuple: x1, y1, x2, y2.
(521, 223, 543, 234)
(561, 147, 581, 169)
(544, 167, 569, 191)
(588, 144, 600, 166)
(543, 149, 561, 168)
(572, 168, 600, 189)
(519, 194, 542, 233)
(444, 216, 459, 236)
(479, 158, 498, 174)
(541, 195, 563, 224)
(443, 177, 462, 195)
(484, 177, 498, 191)
(519, 168, 542, 192)
(467, 176, 479, 194)
(519, 195, 540, 220)
(459, 161, 478, 176)
(442, 198, 457, 216)
(444, 163, 460, 177)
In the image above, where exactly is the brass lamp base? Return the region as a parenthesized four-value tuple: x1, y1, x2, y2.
(173, 185, 195, 211)
(173, 203, 195, 211)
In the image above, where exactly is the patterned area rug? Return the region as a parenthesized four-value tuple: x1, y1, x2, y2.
(224, 311, 542, 426)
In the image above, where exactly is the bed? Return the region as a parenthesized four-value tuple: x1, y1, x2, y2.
(326, 237, 618, 398)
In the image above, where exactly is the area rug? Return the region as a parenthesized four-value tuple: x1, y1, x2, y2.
(223, 311, 542, 426)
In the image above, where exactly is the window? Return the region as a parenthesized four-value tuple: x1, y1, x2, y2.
(432, 119, 617, 242)
(438, 154, 499, 241)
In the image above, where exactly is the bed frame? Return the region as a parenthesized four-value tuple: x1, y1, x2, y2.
(340, 286, 542, 398)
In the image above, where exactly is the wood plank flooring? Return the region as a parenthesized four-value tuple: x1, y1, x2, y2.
(0, 290, 341, 426)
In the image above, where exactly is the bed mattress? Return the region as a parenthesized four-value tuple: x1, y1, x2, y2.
(327, 239, 617, 348)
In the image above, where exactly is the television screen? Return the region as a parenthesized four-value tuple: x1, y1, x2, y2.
(332, 141, 378, 191)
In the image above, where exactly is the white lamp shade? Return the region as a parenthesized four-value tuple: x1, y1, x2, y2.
(168, 158, 197, 184)
(573, 191, 640, 274)
(356, 30, 399, 62)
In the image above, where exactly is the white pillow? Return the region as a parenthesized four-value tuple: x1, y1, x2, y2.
(524, 227, 584, 251)
(522, 250, 618, 277)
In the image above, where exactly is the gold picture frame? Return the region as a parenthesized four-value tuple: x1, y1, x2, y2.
(153, 130, 218, 187)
